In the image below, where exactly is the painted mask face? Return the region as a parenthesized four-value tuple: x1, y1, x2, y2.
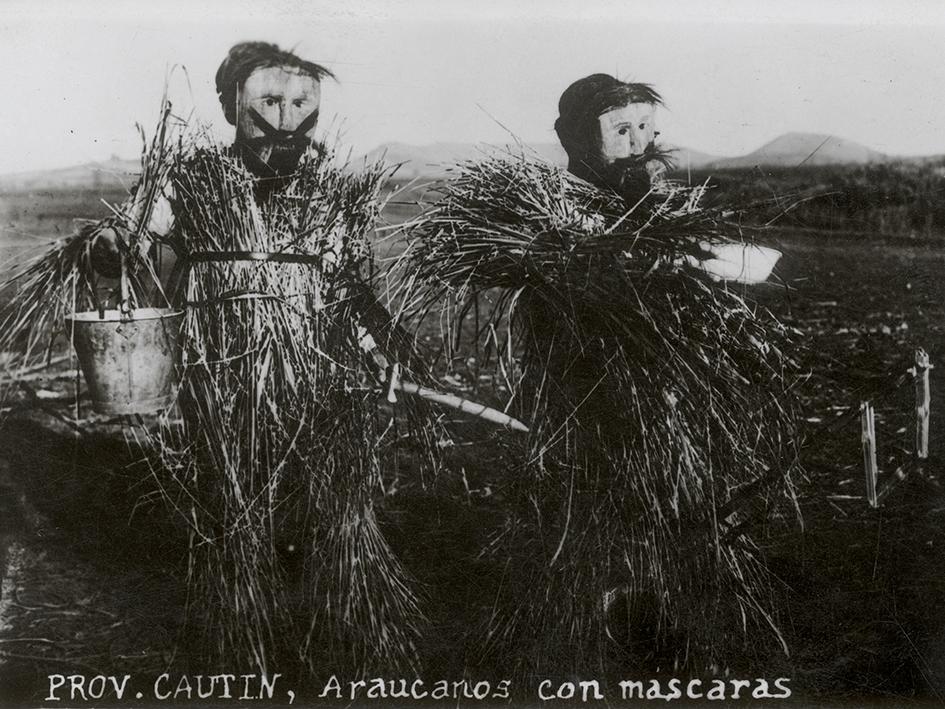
(236, 65, 321, 176)
(597, 102, 657, 163)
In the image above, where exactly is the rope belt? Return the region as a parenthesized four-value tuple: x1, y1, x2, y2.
(185, 289, 292, 308)
(188, 250, 324, 266)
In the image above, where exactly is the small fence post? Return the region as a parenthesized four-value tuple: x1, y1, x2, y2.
(913, 349, 931, 460)
(861, 401, 878, 508)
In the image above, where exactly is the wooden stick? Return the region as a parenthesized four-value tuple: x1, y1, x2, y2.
(861, 401, 878, 508)
(386, 362, 400, 404)
(393, 379, 529, 433)
(912, 349, 931, 460)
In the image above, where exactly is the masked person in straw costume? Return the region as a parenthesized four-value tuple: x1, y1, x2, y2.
(404, 73, 798, 679)
(68, 42, 438, 676)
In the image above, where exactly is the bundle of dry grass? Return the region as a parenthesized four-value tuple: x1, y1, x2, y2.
(0, 233, 101, 372)
(399, 152, 801, 676)
(0, 104, 181, 380)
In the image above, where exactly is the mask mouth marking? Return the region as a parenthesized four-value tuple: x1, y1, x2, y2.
(245, 106, 320, 146)
(238, 107, 320, 176)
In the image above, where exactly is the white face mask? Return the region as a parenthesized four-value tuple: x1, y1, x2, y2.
(597, 103, 657, 162)
(236, 66, 322, 172)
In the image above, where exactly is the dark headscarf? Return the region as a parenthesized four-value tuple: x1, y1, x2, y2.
(215, 42, 335, 125)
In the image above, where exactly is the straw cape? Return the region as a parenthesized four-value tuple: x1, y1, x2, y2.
(0, 106, 440, 676)
(153, 144, 445, 676)
(399, 151, 802, 675)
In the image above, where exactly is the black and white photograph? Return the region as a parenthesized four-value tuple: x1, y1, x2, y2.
(0, 1, 944, 706)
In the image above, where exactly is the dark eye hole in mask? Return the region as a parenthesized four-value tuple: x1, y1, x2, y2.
(237, 107, 320, 178)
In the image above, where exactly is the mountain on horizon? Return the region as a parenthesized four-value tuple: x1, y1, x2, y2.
(0, 132, 918, 192)
(361, 142, 567, 179)
(0, 157, 140, 193)
(351, 133, 892, 177)
(707, 132, 887, 170)
(363, 141, 722, 179)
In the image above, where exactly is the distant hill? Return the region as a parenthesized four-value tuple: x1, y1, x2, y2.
(707, 132, 887, 170)
(0, 132, 931, 192)
(666, 148, 722, 173)
(363, 142, 567, 180)
(0, 157, 139, 193)
(365, 141, 720, 179)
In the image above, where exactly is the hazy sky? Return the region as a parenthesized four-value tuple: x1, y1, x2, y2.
(3, 0, 945, 174)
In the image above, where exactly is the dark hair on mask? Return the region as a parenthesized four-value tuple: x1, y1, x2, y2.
(215, 42, 336, 125)
(554, 73, 663, 161)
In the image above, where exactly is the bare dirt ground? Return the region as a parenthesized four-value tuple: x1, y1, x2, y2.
(0, 190, 944, 707)
(754, 235, 945, 702)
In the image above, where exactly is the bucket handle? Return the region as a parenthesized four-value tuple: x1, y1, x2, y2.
(119, 246, 133, 320)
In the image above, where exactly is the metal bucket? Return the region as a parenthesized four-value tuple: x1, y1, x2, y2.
(65, 308, 183, 415)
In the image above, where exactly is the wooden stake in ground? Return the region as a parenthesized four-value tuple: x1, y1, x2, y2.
(912, 349, 931, 460)
(861, 401, 878, 508)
